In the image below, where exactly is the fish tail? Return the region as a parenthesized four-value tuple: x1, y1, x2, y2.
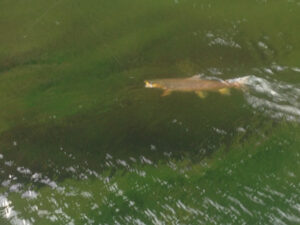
(229, 76, 250, 89)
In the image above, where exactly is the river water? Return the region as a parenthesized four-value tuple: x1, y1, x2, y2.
(1, 0, 300, 224)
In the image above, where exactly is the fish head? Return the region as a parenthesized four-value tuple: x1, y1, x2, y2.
(144, 80, 153, 88)
(144, 80, 164, 89)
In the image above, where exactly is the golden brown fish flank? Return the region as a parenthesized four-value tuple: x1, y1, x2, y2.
(144, 76, 247, 97)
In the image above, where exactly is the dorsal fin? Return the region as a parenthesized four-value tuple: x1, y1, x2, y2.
(188, 74, 203, 80)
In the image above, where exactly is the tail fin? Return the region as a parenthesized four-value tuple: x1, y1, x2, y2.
(228, 76, 250, 90)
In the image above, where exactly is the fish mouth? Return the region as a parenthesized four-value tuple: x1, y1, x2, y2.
(144, 80, 153, 88)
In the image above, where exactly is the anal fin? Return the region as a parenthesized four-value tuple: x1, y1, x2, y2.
(219, 88, 231, 95)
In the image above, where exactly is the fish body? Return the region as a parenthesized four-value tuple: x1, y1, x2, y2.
(144, 75, 248, 97)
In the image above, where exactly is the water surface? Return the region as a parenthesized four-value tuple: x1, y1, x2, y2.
(1, 0, 300, 224)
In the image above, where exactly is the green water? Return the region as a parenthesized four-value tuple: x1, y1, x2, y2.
(1, 0, 300, 224)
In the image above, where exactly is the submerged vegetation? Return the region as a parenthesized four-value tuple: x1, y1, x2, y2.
(1, 122, 299, 224)
(1, 0, 300, 224)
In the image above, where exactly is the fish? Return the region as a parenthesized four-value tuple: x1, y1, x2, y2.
(144, 75, 249, 98)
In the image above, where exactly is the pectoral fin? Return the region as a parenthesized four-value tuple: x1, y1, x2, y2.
(195, 91, 207, 99)
(161, 90, 172, 97)
(219, 88, 231, 95)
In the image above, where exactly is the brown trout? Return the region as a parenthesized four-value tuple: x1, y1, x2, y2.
(144, 75, 248, 98)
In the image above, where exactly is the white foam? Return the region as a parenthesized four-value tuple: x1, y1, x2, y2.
(243, 75, 300, 122)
